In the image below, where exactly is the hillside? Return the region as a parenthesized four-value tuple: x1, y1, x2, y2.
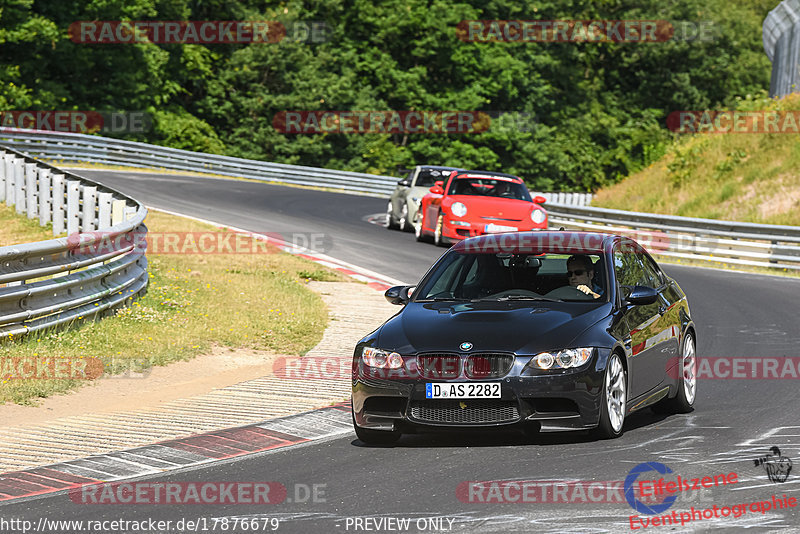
(591, 93, 800, 226)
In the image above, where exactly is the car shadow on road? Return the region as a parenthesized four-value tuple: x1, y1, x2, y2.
(350, 407, 681, 448)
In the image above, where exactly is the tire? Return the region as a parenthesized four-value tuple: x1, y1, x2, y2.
(594, 352, 627, 439)
(386, 201, 399, 230)
(434, 214, 446, 247)
(398, 202, 412, 232)
(415, 212, 430, 242)
(653, 331, 697, 414)
(352, 412, 401, 445)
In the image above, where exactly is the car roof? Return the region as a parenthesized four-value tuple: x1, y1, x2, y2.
(453, 170, 522, 181)
(417, 165, 465, 171)
(451, 231, 618, 255)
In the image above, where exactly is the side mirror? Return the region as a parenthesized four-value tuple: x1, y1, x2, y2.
(625, 285, 658, 306)
(397, 179, 411, 187)
(533, 195, 547, 204)
(429, 182, 444, 194)
(384, 285, 414, 305)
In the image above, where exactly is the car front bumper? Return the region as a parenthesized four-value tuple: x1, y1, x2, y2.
(352, 350, 609, 433)
(441, 219, 548, 242)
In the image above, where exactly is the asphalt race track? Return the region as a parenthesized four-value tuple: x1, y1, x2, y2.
(2, 170, 799, 533)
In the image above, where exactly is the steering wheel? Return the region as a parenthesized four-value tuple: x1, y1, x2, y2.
(481, 288, 543, 299)
(544, 285, 593, 300)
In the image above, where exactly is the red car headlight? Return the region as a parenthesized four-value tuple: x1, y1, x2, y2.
(531, 208, 546, 224)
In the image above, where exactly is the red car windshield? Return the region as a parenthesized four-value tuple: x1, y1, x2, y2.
(447, 177, 531, 201)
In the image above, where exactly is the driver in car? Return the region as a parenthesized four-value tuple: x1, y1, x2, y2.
(567, 254, 603, 299)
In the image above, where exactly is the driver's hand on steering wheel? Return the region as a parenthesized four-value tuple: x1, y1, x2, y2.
(576, 284, 601, 299)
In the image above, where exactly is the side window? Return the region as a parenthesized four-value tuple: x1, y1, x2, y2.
(613, 248, 645, 288)
(641, 253, 664, 289)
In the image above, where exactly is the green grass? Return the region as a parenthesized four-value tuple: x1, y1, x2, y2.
(0, 207, 344, 405)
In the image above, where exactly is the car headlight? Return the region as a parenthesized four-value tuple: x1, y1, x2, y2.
(362, 347, 404, 369)
(531, 208, 546, 224)
(526, 348, 593, 370)
(451, 202, 467, 217)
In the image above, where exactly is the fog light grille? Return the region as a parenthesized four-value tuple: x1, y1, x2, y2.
(409, 400, 519, 424)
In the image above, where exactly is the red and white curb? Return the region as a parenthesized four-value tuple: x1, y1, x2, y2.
(0, 402, 353, 503)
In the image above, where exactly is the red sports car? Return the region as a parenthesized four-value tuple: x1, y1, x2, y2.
(414, 170, 548, 246)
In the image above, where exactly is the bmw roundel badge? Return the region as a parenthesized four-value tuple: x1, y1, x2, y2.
(459, 342, 473, 351)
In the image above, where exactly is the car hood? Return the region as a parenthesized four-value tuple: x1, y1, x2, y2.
(376, 300, 612, 354)
(446, 196, 536, 219)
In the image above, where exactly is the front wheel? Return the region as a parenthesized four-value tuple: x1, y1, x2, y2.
(352, 412, 401, 445)
(386, 201, 399, 230)
(398, 202, 412, 232)
(594, 352, 627, 439)
(434, 214, 447, 247)
(415, 212, 430, 242)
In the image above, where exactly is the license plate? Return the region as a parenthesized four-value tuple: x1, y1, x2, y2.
(484, 223, 518, 233)
(425, 383, 501, 399)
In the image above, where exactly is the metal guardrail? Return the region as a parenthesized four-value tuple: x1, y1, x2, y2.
(546, 204, 800, 270)
(0, 129, 594, 205)
(0, 146, 148, 338)
(764, 0, 800, 98)
(0, 128, 399, 196)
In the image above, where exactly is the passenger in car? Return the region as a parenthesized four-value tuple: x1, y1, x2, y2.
(567, 254, 603, 299)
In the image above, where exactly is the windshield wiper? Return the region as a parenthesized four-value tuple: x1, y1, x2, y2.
(473, 295, 562, 302)
(417, 297, 470, 302)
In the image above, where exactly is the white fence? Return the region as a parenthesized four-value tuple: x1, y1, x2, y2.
(0, 146, 148, 338)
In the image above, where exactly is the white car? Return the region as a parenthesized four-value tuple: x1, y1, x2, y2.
(386, 166, 464, 232)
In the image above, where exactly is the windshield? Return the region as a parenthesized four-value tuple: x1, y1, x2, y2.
(415, 251, 608, 302)
(415, 168, 455, 187)
(447, 177, 532, 201)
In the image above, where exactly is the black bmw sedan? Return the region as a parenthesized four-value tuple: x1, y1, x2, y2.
(351, 231, 697, 444)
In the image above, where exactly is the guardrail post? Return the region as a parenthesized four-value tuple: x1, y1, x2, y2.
(82, 185, 97, 231)
(52, 173, 65, 235)
(4, 155, 13, 206)
(25, 163, 38, 219)
(14, 158, 24, 214)
(0, 152, 5, 203)
(66, 180, 80, 235)
(111, 199, 126, 225)
(770, 240, 779, 264)
(38, 169, 51, 227)
(98, 192, 112, 228)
